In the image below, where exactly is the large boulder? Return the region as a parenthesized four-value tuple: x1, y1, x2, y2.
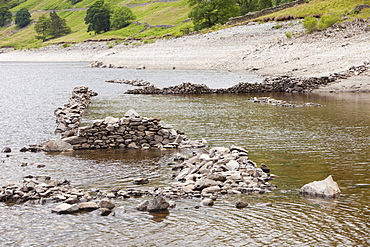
(42, 139, 73, 152)
(299, 175, 341, 198)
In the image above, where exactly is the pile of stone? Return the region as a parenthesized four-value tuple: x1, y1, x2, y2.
(0, 175, 91, 205)
(126, 82, 216, 94)
(169, 146, 277, 199)
(126, 76, 336, 94)
(248, 97, 322, 107)
(106, 78, 151, 87)
(54, 86, 98, 138)
(97, 146, 277, 201)
(62, 109, 208, 150)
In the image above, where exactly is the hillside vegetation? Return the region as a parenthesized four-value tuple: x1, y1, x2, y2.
(0, 0, 369, 49)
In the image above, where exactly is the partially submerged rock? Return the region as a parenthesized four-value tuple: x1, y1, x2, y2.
(42, 139, 73, 152)
(300, 175, 341, 198)
(136, 196, 170, 212)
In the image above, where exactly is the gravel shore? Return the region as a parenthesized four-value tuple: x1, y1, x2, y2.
(1, 19, 369, 92)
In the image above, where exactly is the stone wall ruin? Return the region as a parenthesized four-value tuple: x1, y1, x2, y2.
(55, 86, 207, 150)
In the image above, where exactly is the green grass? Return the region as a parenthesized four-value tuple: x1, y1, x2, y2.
(260, 0, 370, 19)
(1, 0, 369, 48)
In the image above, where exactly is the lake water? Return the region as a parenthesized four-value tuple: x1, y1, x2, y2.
(0, 62, 369, 246)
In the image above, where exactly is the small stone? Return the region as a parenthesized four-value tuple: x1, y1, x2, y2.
(235, 201, 248, 208)
(261, 163, 270, 173)
(52, 203, 80, 214)
(124, 109, 140, 118)
(2, 147, 11, 153)
(79, 201, 99, 212)
(99, 208, 112, 216)
(201, 198, 214, 206)
(133, 178, 149, 185)
(98, 199, 115, 209)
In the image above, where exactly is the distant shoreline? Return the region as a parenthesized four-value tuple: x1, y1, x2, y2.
(1, 20, 369, 92)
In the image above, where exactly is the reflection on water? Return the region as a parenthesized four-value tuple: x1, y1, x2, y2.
(0, 62, 369, 246)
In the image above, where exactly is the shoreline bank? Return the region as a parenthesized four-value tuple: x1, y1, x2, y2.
(1, 19, 369, 93)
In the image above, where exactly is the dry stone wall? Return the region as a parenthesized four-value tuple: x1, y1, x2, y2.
(55, 86, 207, 151)
(226, 0, 307, 25)
(54, 86, 98, 138)
(63, 112, 207, 150)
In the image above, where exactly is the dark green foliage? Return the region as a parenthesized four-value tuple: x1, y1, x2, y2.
(34, 14, 51, 41)
(34, 12, 71, 41)
(0, 6, 11, 27)
(15, 8, 31, 28)
(110, 6, 135, 29)
(48, 11, 71, 37)
(237, 0, 258, 15)
(188, 0, 239, 31)
(257, 0, 273, 10)
(67, 0, 82, 4)
(85, 0, 111, 34)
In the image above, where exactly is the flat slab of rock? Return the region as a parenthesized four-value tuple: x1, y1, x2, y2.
(52, 203, 80, 214)
(300, 175, 341, 198)
(42, 139, 73, 152)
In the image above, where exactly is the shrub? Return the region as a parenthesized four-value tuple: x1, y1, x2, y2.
(303, 16, 318, 33)
(317, 15, 339, 30)
(285, 32, 293, 38)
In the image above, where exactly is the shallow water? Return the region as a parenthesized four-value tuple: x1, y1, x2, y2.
(0, 62, 369, 246)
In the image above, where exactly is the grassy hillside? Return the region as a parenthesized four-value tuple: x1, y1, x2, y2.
(0, 0, 369, 49)
(258, 0, 370, 20)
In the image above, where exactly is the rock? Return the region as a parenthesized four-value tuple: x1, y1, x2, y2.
(136, 200, 149, 211)
(136, 196, 170, 212)
(133, 178, 149, 185)
(260, 163, 270, 173)
(98, 208, 113, 216)
(147, 196, 170, 212)
(42, 139, 73, 152)
(2, 147, 11, 153)
(114, 206, 126, 215)
(98, 199, 115, 209)
(79, 202, 99, 212)
(201, 198, 214, 206)
(300, 175, 341, 198)
(225, 160, 240, 171)
(52, 203, 80, 214)
(124, 109, 140, 118)
(235, 201, 249, 208)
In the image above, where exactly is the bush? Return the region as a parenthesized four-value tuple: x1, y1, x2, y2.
(303, 16, 318, 33)
(317, 15, 339, 30)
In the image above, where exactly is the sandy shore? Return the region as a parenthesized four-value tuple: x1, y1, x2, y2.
(1, 20, 369, 92)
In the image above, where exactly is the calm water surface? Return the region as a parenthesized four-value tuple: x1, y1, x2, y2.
(0, 62, 369, 246)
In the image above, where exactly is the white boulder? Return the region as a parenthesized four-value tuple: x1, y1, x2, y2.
(300, 175, 341, 198)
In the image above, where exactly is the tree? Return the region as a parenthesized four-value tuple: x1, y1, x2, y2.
(236, 0, 258, 15)
(15, 8, 31, 28)
(34, 14, 51, 41)
(34, 12, 70, 41)
(257, 0, 273, 10)
(85, 0, 111, 34)
(188, 0, 239, 31)
(0, 6, 11, 27)
(110, 6, 135, 29)
(48, 11, 71, 38)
